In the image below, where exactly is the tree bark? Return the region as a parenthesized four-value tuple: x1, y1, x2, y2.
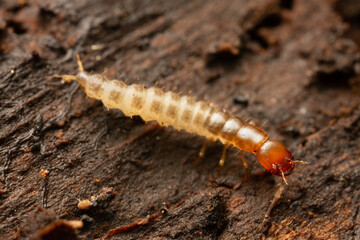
(1, 0, 359, 239)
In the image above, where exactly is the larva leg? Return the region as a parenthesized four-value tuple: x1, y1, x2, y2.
(218, 144, 229, 167)
(195, 139, 209, 162)
(239, 150, 250, 181)
(239, 150, 248, 169)
(233, 150, 250, 190)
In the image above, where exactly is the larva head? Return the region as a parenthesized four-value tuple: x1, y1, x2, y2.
(257, 140, 295, 177)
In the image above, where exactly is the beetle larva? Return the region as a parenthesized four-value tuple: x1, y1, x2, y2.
(55, 55, 298, 182)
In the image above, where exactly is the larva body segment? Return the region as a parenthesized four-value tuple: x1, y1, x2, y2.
(57, 57, 296, 179)
(77, 71, 269, 154)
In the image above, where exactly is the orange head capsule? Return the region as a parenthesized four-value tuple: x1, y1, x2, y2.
(256, 140, 295, 177)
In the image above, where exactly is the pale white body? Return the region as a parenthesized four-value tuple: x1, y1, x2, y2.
(76, 71, 268, 154)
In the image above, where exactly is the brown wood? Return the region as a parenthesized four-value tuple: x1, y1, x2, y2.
(1, 0, 359, 239)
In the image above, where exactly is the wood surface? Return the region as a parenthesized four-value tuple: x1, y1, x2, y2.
(0, 0, 359, 239)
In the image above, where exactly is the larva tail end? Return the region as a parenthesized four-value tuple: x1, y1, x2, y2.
(256, 140, 295, 177)
(50, 54, 84, 83)
(52, 74, 78, 84)
(76, 54, 84, 72)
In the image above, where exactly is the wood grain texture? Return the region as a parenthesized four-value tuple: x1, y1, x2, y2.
(0, 0, 359, 239)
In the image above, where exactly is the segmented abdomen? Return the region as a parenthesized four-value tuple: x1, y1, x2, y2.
(79, 72, 269, 153)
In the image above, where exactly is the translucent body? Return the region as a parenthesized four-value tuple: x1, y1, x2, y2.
(60, 69, 295, 177)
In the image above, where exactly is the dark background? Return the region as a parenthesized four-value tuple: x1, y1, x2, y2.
(1, 0, 359, 239)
